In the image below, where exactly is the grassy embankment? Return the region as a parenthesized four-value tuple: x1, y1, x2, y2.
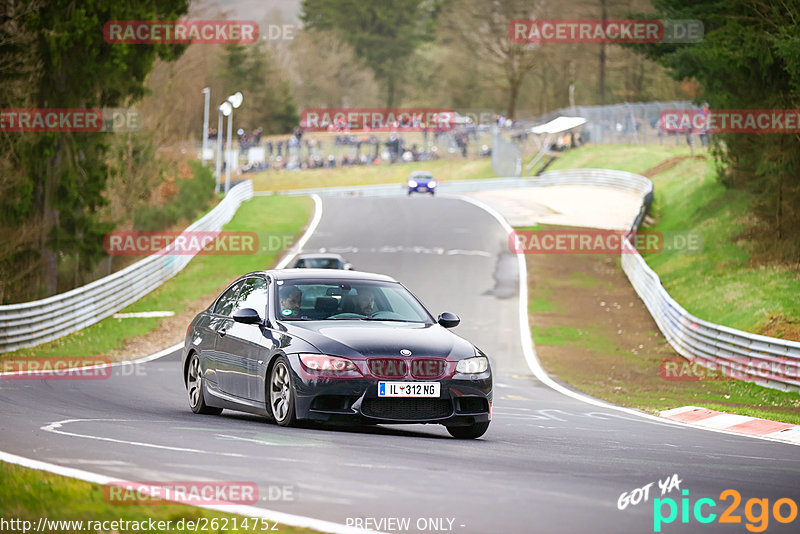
(528, 144, 800, 423)
(0, 462, 320, 534)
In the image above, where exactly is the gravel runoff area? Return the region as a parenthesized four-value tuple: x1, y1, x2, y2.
(464, 185, 644, 230)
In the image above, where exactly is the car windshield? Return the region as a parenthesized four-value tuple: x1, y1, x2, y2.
(276, 280, 432, 323)
(412, 174, 432, 180)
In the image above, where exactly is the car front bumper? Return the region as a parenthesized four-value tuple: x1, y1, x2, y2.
(288, 360, 492, 426)
(409, 185, 435, 193)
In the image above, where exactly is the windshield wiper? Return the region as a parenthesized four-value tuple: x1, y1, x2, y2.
(359, 317, 424, 323)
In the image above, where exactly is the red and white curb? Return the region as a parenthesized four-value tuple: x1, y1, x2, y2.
(661, 406, 800, 445)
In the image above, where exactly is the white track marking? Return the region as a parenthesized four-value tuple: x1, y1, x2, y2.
(0, 450, 386, 534)
(41, 419, 247, 457)
(275, 194, 323, 269)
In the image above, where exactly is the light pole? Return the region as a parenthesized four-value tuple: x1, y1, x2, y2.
(224, 92, 243, 194)
(201, 87, 210, 165)
(215, 102, 230, 194)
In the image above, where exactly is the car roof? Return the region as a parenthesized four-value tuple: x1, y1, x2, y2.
(258, 269, 398, 282)
(410, 171, 432, 177)
(294, 253, 345, 260)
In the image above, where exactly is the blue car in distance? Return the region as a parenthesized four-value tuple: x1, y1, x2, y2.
(407, 171, 437, 196)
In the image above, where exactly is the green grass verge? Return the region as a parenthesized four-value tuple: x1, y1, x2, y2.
(529, 261, 800, 424)
(0, 462, 319, 534)
(5, 195, 312, 359)
(644, 158, 800, 335)
(546, 143, 695, 174)
(251, 158, 496, 191)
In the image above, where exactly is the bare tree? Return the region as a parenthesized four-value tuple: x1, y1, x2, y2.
(288, 29, 381, 108)
(443, 0, 542, 119)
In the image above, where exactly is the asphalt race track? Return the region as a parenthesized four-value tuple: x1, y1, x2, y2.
(1, 196, 798, 533)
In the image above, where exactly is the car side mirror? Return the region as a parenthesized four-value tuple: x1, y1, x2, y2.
(233, 307, 263, 325)
(344, 263, 354, 270)
(437, 312, 460, 328)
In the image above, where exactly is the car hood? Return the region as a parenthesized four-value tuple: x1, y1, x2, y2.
(282, 321, 475, 359)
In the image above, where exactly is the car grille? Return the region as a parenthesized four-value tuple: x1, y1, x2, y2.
(368, 359, 409, 378)
(410, 359, 447, 379)
(368, 358, 447, 379)
(361, 398, 453, 420)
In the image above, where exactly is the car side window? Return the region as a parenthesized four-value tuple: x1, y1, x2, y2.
(234, 277, 268, 317)
(214, 281, 243, 316)
(294, 259, 305, 268)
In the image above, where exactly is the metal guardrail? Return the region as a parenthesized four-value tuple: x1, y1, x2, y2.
(535, 170, 800, 393)
(258, 171, 655, 199)
(0, 180, 254, 353)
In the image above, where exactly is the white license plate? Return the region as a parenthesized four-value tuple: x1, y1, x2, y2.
(378, 381, 440, 398)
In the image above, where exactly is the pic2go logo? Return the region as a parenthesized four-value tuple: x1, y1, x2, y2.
(653, 489, 798, 532)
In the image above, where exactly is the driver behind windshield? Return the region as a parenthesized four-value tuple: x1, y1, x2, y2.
(279, 286, 302, 318)
(354, 287, 375, 315)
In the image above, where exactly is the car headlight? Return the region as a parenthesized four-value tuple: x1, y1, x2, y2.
(456, 356, 488, 374)
(298, 353, 361, 378)
(428, 180, 437, 188)
(408, 180, 417, 187)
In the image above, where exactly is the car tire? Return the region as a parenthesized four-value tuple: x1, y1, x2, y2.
(407, 190, 412, 196)
(430, 191, 435, 196)
(186, 353, 223, 415)
(446, 421, 489, 439)
(268, 357, 297, 427)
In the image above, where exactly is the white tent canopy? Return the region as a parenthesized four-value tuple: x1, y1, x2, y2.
(525, 115, 587, 174)
(530, 116, 587, 135)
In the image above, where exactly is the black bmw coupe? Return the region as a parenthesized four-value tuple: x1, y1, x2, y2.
(181, 269, 492, 438)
